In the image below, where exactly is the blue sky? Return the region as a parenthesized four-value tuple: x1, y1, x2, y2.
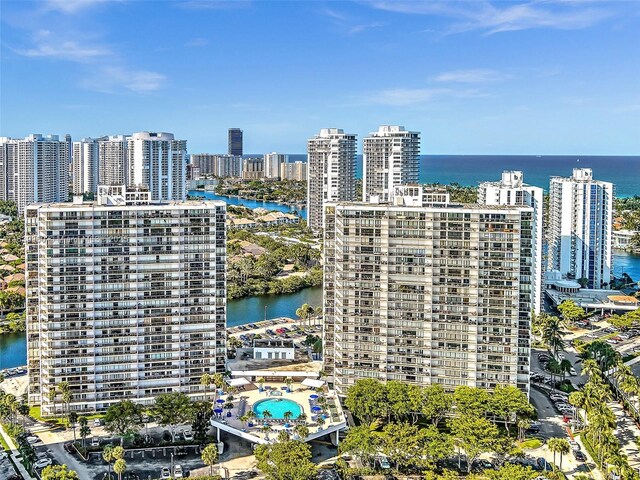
(1, 0, 639, 155)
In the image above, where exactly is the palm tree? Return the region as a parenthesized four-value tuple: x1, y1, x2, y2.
(58, 381, 71, 417)
(200, 373, 212, 400)
(296, 304, 314, 327)
(284, 376, 293, 392)
(68, 412, 79, 441)
(103, 445, 115, 479)
(547, 358, 562, 389)
(113, 458, 126, 480)
(78, 416, 90, 450)
(262, 424, 272, 441)
(47, 385, 57, 416)
(298, 413, 307, 422)
(283, 411, 293, 422)
(211, 373, 225, 396)
(541, 315, 566, 357)
(261, 410, 272, 421)
(559, 359, 573, 383)
(294, 424, 309, 440)
(516, 418, 530, 442)
(550, 438, 570, 470)
(201, 443, 219, 476)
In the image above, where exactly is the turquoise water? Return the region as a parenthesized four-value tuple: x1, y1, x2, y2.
(188, 190, 307, 219)
(252, 398, 302, 419)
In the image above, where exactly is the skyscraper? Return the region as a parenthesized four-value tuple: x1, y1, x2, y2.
(307, 128, 357, 232)
(548, 168, 614, 288)
(280, 161, 307, 182)
(479, 171, 544, 313)
(323, 189, 534, 396)
(128, 132, 187, 201)
(363, 125, 420, 203)
(264, 152, 287, 179)
(228, 128, 243, 156)
(26, 185, 227, 414)
(0, 134, 70, 213)
(98, 135, 128, 187)
(241, 158, 264, 179)
(72, 138, 100, 196)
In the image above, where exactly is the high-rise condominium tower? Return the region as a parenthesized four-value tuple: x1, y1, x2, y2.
(363, 125, 420, 203)
(323, 189, 534, 396)
(548, 168, 614, 288)
(228, 128, 243, 156)
(0, 134, 70, 213)
(128, 132, 187, 201)
(307, 128, 357, 232)
(98, 135, 128, 186)
(264, 152, 287, 179)
(72, 138, 99, 195)
(479, 171, 544, 313)
(280, 161, 307, 182)
(26, 186, 227, 414)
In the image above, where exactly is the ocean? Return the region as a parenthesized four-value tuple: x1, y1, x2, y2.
(284, 155, 640, 197)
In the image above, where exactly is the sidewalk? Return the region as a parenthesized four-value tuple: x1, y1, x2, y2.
(0, 423, 34, 479)
(608, 400, 640, 471)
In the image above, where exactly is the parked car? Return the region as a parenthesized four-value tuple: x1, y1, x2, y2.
(374, 454, 391, 470)
(536, 457, 553, 472)
(569, 367, 578, 376)
(91, 437, 100, 447)
(93, 418, 103, 427)
(574, 450, 586, 462)
(63, 442, 75, 454)
(173, 465, 184, 478)
(606, 339, 619, 345)
(34, 458, 53, 469)
(160, 467, 171, 479)
(182, 430, 194, 441)
(26, 436, 39, 444)
(472, 459, 495, 471)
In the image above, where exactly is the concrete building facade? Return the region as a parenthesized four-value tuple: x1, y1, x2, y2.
(72, 138, 100, 196)
(228, 128, 243, 156)
(307, 128, 357, 232)
(323, 196, 534, 396)
(98, 135, 128, 187)
(548, 168, 614, 288)
(127, 132, 187, 201)
(264, 152, 287, 179)
(280, 161, 307, 182)
(479, 171, 544, 313)
(363, 126, 420, 203)
(25, 186, 227, 414)
(0, 134, 70, 213)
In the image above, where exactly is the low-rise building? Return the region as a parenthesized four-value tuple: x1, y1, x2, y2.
(253, 339, 295, 360)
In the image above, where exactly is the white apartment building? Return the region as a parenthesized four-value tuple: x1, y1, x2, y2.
(280, 161, 307, 182)
(548, 168, 614, 289)
(363, 126, 420, 203)
(25, 186, 227, 414)
(479, 171, 544, 313)
(72, 138, 99, 196)
(323, 195, 534, 396)
(128, 132, 187, 201)
(0, 134, 70, 213)
(190, 154, 243, 178)
(307, 128, 357, 232)
(98, 135, 128, 187)
(264, 152, 287, 179)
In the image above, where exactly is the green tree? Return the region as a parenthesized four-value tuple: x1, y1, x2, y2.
(488, 385, 534, 436)
(104, 400, 144, 443)
(557, 300, 585, 324)
(113, 458, 126, 480)
(454, 386, 489, 417)
(153, 392, 193, 442)
(255, 439, 317, 480)
(41, 465, 80, 480)
(421, 384, 453, 427)
(379, 422, 453, 472)
(294, 424, 309, 440)
(484, 463, 538, 480)
(68, 411, 78, 441)
(295, 304, 314, 327)
(192, 401, 212, 443)
(78, 416, 90, 450)
(541, 315, 566, 357)
(345, 379, 388, 424)
(103, 445, 115, 479)
(201, 373, 212, 400)
(547, 437, 570, 471)
(202, 443, 219, 476)
(450, 414, 500, 473)
(339, 423, 380, 466)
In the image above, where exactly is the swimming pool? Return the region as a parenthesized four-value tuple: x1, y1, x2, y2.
(252, 398, 303, 419)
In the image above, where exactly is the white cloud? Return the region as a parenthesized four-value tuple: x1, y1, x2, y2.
(432, 69, 509, 83)
(320, 7, 385, 35)
(15, 30, 110, 61)
(43, 0, 117, 14)
(186, 38, 209, 47)
(365, 0, 612, 34)
(357, 87, 487, 107)
(82, 67, 166, 93)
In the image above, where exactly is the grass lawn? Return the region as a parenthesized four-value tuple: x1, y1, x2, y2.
(0, 431, 10, 451)
(29, 405, 104, 425)
(519, 438, 543, 450)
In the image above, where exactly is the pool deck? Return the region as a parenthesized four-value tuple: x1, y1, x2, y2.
(209, 381, 347, 445)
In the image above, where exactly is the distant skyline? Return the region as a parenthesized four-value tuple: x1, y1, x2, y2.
(1, 0, 639, 155)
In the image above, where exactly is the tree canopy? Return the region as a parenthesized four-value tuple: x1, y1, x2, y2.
(255, 439, 317, 480)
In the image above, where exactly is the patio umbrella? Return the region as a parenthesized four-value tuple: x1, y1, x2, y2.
(284, 423, 291, 428)
(309, 394, 319, 400)
(311, 406, 322, 412)
(216, 399, 225, 404)
(214, 408, 223, 414)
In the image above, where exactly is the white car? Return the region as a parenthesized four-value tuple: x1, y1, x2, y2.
(569, 367, 577, 376)
(34, 457, 52, 469)
(160, 467, 171, 479)
(173, 465, 184, 478)
(618, 333, 630, 340)
(91, 437, 100, 447)
(26, 436, 40, 444)
(93, 418, 103, 427)
(182, 430, 194, 441)
(606, 339, 619, 345)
